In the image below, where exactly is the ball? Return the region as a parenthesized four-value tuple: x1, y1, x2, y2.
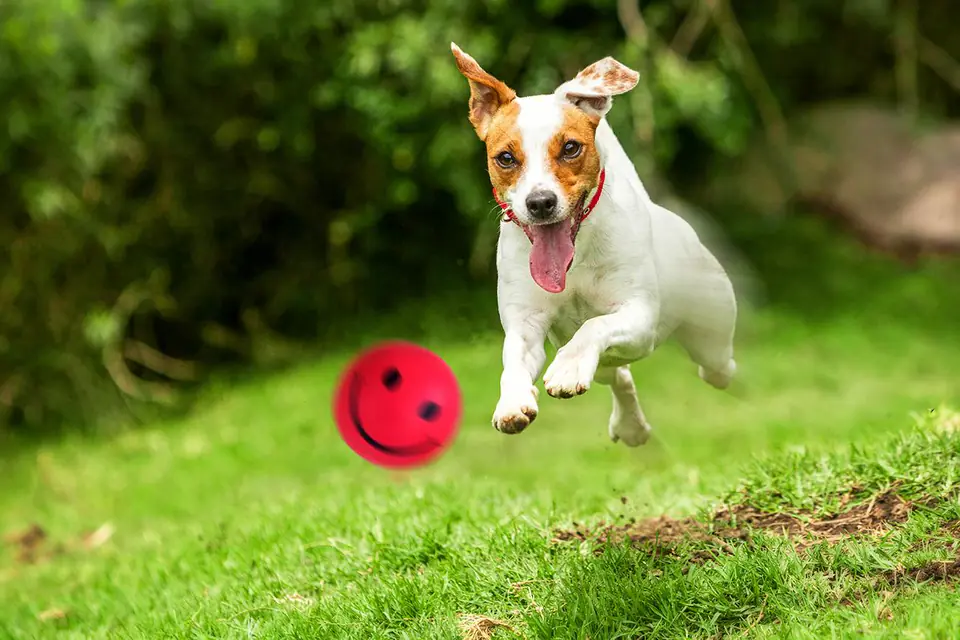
(332, 341, 462, 468)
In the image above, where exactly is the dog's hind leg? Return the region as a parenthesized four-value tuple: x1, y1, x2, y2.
(672, 251, 738, 390)
(674, 316, 736, 390)
(595, 366, 651, 447)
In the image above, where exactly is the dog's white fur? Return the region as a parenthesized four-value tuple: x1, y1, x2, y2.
(455, 46, 738, 445)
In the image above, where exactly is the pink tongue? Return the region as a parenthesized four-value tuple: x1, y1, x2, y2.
(528, 220, 575, 293)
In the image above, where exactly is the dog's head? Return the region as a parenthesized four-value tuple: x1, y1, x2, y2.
(451, 42, 639, 293)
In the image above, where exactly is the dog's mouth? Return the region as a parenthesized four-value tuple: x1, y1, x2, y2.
(524, 193, 588, 294)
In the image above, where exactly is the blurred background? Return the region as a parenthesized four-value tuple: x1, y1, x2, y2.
(1, 0, 959, 436)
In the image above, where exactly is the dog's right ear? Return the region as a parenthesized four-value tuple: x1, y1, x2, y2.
(554, 57, 639, 120)
(450, 42, 517, 140)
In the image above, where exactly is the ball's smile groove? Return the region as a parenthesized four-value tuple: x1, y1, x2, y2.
(348, 372, 441, 456)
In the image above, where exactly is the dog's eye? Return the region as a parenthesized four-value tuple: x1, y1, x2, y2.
(495, 151, 516, 169)
(381, 367, 402, 390)
(562, 141, 582, 159)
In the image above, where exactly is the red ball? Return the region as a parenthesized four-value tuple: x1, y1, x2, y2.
(332, 341, 462, 469)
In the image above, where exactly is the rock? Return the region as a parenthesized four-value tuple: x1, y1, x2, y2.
(701, 101, 960, 257)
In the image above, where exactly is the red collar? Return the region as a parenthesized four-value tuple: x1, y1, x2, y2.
(493, 168, 606, 242)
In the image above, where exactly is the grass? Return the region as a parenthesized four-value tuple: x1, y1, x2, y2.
(1, 306, 959, 639)
(2, 216, 960, 639)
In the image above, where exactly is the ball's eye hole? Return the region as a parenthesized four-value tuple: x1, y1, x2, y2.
(381, 367, 402, 390)
(562, 140, 582, 159)
(495, 151, 516, 169)
(418, 401, 441, 422)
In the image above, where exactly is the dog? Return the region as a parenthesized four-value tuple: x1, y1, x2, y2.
(450, 43, 738, 446)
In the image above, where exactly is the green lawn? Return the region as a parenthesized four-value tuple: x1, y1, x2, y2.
(2, 301, 960, 638)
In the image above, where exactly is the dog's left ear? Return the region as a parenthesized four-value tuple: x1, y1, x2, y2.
(554, 57, 639, 120)
(451, 42, 517, 140)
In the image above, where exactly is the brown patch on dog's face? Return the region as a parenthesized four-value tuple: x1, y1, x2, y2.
(482, 101, 525, 199)
(546, 105, 601, 206)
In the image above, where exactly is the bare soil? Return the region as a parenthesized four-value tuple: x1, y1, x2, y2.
(553, 489, 914, 559)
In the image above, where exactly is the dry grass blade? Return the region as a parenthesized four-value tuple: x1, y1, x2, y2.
(458, 613, 517, 640)
(37, 608, 68, 622)
(82, 523, 115, 550)
(271, 592, 316, 609)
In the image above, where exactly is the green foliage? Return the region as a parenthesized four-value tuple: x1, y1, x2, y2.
(0, 0, 957, 429)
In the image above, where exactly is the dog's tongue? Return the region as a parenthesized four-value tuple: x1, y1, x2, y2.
(528, 220, 575, 293)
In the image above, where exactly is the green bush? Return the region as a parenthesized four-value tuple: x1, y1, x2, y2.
(0, 0, 956, 430)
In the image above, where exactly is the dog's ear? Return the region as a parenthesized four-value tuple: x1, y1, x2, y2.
(554, 57, 639, 120)
(450, 42, 517, 140)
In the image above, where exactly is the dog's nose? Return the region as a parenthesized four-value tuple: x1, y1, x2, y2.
(525, 191, 558, 220)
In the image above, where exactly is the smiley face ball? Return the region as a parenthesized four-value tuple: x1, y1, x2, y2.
(332, 341, 463, 468)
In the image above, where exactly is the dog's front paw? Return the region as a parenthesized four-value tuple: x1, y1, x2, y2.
(492, 386, 539, 434)
(543, 346, 599, 399)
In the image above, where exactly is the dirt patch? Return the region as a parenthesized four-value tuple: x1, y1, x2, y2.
(553, 514, 742, 563)
(3, 522, 114, 565)
(884, 557, 960, 585)
(940, 519, 960, 536)
(2, 524, 49, 564)
(883, 520, 960, 586)
(553, 489, 915, 559)
(716, 490, 912, 543)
